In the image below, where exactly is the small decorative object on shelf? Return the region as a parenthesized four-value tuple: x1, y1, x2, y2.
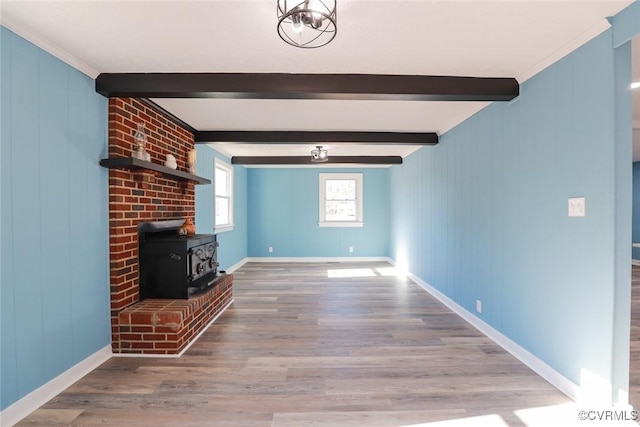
(99, 157, 211, 184)
(132, 123, 150, 161)
(164, 154, 177, 170)
(178, 218, 196, 236)
(187, 149, 197, 174)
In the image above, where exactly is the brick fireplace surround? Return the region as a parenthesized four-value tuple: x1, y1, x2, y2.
(107, 98, 232, 355)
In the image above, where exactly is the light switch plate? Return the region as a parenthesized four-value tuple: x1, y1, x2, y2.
(568, 197, 586, 217)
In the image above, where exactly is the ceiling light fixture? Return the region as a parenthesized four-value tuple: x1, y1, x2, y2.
(632, 81, 640, 89)
(311, 145, 329, 162)
(277, 0, 337, 48)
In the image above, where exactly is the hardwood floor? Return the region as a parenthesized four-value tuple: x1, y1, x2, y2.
(17, 261, 574, 427)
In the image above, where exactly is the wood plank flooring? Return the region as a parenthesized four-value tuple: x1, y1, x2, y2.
(17, 262, 573, 426)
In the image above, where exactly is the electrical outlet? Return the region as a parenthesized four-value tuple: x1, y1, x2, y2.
(268, 247, 273, 253)
(349, 246, 354, 253)
(476, 300, 482, 313)
(568, 197, 586, 217)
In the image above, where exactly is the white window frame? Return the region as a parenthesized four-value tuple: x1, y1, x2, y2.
(318, 173, 363, 228)
(214, 158, 234, 233)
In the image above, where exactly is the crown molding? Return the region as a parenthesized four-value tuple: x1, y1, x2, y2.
(1, 18, 99, 79)
(516, 19, 611, 84)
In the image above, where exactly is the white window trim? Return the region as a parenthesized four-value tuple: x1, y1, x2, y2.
(214, 158, 234, 233)
(318, 173, 364, 228)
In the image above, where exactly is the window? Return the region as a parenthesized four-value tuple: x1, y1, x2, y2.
(214, 158, 233, 233)
(319, 173, 363, 227)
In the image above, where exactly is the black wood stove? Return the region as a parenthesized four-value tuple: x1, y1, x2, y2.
(138, 220, 219, 299)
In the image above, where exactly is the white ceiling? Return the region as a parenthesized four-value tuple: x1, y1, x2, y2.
(1, 0, 635, 161)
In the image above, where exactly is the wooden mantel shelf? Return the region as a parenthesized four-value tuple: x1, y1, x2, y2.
(100, 157, 211, 185)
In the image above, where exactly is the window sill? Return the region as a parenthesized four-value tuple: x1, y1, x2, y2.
(215, 225, 234, 234)
(318, 222, 364, 228)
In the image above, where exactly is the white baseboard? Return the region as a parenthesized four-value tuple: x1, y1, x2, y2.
(113, 298, 234, 359)
(0, 345, 112, 427)
(1, 298, 236, 426)
(223, 258, 249, 273)
(386, 260, 581, 402)
(246, 256, 391, 263)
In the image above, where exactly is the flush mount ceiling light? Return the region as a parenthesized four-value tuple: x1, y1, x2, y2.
(311, 145, 329, 162)
(277, 0, 337, 48)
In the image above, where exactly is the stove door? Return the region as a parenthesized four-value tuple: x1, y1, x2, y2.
(189, 241, 218, 279)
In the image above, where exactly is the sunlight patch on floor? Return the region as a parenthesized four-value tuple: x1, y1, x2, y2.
(376, 266, 407, 278)
(327, 268, 376, 278)
(399, 414, 509, 427)
(515, 402, 584, 427)
(325, 267, 408, 279)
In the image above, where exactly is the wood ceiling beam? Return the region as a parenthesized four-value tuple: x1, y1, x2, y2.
(231, 156, 403, 165)
(95, 73, 519, 101)
(195, 131, 438, 145)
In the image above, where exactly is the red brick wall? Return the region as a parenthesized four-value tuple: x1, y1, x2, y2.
(108, 98, 196, 352)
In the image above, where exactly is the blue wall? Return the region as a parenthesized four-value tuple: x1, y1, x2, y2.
(247, 167, 389, 257)
(2, 2, 637, 412)
(633, 162, 640, 259)
(196, 159, 390, 260)
(390, 31, 621, 397)
(1, 27, 110, 410)
(195, 146, 248, 270)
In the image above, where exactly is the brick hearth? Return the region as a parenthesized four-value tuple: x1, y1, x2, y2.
(106, 98, 232, 354)
(118, 274, 232, 354)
